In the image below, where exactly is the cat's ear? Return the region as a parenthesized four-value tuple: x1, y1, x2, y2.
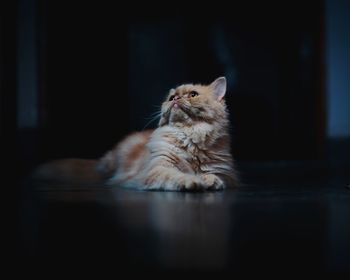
(210, 77, 227, 101)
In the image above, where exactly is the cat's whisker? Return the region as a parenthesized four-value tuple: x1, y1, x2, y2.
(144, 110, 162, 120)
(142, 112, 162, 130)
(144, 114, 161, 120)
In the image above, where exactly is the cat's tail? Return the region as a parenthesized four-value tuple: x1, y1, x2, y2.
(31, 158, 109, 187)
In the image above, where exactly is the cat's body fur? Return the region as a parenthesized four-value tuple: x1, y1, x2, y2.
(34, 77, 239, 191)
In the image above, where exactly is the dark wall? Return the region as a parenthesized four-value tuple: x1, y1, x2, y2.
(11, 1, 328, 173)
(40, 1, 129, 159)
(1, 0, 18, 166)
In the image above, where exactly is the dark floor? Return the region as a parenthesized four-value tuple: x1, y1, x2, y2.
(16, 164, 350, 275)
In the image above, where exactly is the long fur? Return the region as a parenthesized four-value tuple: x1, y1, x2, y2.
(33, 77, 239, 191)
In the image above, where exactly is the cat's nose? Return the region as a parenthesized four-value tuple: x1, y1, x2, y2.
(174, 95, 181, 100)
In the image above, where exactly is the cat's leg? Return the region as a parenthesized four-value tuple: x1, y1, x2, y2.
(144, 166, 203, 191)
(200, 174, 225, 190)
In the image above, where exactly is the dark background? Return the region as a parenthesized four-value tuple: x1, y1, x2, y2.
(2, 0, 350, 274)
(2, 0, 349, 176)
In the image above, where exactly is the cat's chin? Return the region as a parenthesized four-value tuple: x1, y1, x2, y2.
(169, 110, 190, 124)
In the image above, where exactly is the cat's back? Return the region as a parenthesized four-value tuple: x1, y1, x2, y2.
(98, 129, 154, 176)
(118, 130, 154, 154)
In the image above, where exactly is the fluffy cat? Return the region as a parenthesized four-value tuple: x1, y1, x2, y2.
(34, 77, 239, 191)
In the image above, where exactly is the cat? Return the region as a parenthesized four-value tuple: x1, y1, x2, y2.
(33, 77, 239, 191)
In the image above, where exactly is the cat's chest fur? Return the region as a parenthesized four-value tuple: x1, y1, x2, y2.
(148, 123, 218, 170)
(164, 123, 214, 150)
(178, 123, 215, 148)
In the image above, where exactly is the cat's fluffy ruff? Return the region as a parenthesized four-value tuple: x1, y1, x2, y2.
(99, 77, 238, 191)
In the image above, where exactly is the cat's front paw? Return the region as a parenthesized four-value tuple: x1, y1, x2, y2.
(178, 175, 203, 191)
(200, 174, 225, 190)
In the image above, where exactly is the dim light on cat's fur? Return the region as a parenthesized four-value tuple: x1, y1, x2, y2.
(33, 77, 239, 191)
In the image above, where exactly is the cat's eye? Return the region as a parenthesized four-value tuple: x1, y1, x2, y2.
(189, 91, 199, 98)
(169, 95, 175, 101)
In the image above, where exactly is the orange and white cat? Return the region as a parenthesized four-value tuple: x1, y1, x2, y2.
(34, 77, 239, 191)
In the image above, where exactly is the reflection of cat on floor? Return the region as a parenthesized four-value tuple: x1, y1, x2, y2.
(34, 77, 239, 191)
(113, 190, 232, 270)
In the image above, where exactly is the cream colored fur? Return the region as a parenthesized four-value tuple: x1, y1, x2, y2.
(99, 77, 238, 191)
(34, 77, 238, 191)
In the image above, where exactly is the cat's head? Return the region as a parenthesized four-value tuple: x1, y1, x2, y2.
(159, 77, 228, 127)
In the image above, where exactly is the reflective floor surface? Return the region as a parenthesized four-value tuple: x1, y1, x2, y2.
(17, 171, 350, 275)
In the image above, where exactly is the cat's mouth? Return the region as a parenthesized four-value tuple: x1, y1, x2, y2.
(172, 101, 194, 116)
(171, 102, 190, 117)
(170, 101, 180, 110)
(169, 101, 199, 123)
(167, 101, 188, 119)
(169, 103, 181, 117)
